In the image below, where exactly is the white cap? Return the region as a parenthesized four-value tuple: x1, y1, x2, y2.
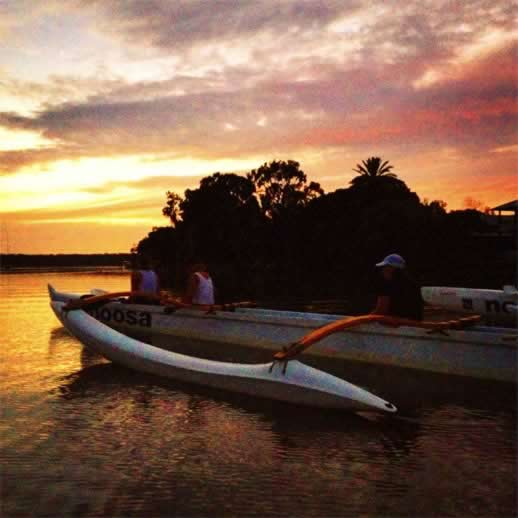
(376, 254, 406, 269)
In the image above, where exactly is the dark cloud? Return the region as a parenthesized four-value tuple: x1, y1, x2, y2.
(0, 75, 122, 107)
(75, 0, 353, 52)
(81, 174, 203, 195)
(0, 146, 85, 173)
(72, 0, 514, 61)
(361, 1, 514, 57)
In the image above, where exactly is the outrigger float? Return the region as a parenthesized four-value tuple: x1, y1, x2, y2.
(49, 299, 397, 413)
(49, 285, 517, 383)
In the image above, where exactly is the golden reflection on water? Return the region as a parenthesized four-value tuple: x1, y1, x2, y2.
(0, 273, 128, 395)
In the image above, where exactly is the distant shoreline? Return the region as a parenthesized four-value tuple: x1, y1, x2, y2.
(0, 265, 129, 274)
(0, 253, 132, 271)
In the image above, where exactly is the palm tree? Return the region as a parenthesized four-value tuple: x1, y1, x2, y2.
(350, 157, 397, 186)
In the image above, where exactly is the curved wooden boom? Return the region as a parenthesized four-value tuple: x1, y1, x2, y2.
(273, 313, 482, 361)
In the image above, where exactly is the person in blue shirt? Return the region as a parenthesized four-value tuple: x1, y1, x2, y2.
(130, 255, 160, 304)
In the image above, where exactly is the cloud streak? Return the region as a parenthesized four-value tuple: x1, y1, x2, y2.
(1, 38, 514, 173)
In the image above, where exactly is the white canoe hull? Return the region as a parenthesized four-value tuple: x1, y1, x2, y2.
(50, 301, 397, 413)
(49, 285, 518, 383)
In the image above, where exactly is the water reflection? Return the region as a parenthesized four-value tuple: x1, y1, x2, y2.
(57, 362, 512, 516)
(2, 273, 516, 517)
(54, 361, 424, 465)
(47, 326, 73, 358)
(50, 360, 430, 517)
(49, 326, 70, 340)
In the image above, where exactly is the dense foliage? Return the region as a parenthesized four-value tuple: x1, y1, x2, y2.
(135, 158, 515, 304)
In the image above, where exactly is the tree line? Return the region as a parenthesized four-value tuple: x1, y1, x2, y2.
(134, 157, 514, 308)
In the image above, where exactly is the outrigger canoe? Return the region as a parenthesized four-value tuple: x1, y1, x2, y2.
(422, 285, 517, 326)
(48, 285, 518, 383)
(50, 300, 397, 413)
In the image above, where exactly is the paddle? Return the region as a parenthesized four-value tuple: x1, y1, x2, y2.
(273, 313, 482, 362)
(64, 291, 199, 314)
(63, 291, 133, 311)
(63, 290, 256, 313)
(163, 300, 256, 314)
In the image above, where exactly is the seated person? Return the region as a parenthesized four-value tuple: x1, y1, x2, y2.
(371, 253, 424, 321)
(183, 262, 215, 305)
(130, 255, 160, 304)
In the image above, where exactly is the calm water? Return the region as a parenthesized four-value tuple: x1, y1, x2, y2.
(1, 273, 516, 517)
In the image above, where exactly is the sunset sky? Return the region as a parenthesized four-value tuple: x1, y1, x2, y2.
(0, 0, 516, 253)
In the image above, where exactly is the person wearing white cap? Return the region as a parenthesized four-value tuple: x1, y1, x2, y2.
(371, 253, 424, 320)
